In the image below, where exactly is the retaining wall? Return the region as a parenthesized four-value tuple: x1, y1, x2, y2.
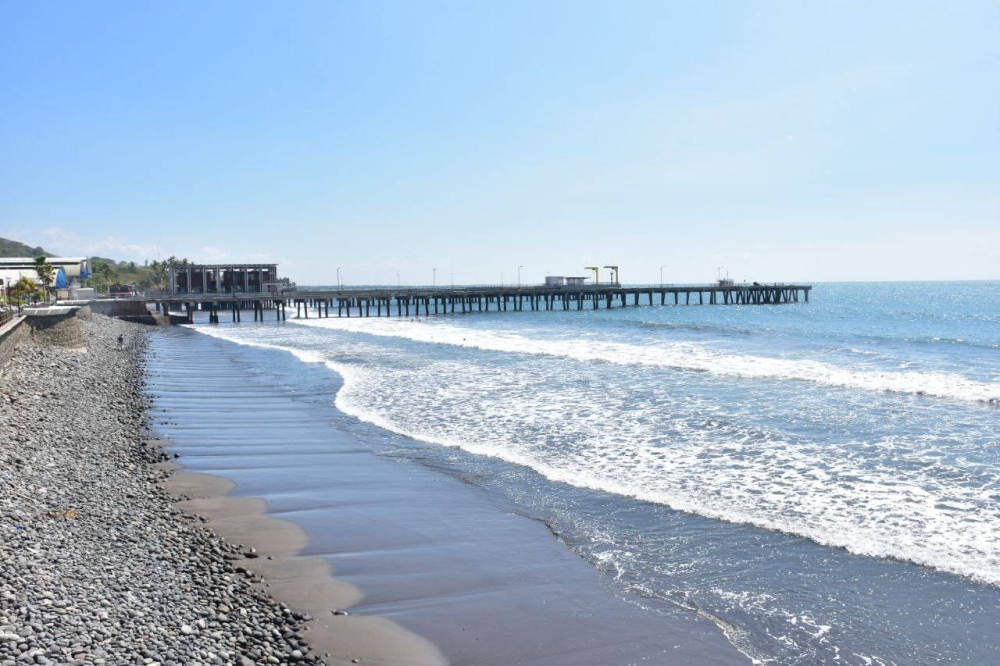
(0, 316, 27, 369)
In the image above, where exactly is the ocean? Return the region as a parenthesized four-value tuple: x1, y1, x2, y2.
(180, 281, 1000, 664)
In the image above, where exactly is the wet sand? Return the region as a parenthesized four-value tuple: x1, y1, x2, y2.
(148, 327, 747, 664)
(161, 463, 446, 665)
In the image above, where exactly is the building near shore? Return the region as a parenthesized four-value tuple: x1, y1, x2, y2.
(545, 275, 592, 287)
(167, 263, 279, 294)
(0, 257, 90, 287)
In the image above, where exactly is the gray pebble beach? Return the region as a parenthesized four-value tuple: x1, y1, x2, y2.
(1, 314, 324, 665)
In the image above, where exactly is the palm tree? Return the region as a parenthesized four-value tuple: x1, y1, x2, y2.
(10, 276, 38, 304)
(149, 260, 161, 289)
(34, 256, 55, 299)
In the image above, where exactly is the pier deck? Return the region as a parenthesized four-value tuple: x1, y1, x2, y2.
(140, 283, 811, 323)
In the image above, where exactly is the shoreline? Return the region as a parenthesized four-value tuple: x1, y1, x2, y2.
(1, 314, 330, 665)
(158, 464, 446, 665)
(147, 324, 748, 665)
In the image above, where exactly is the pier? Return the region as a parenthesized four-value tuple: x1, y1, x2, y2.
(141, 283, 811, 323)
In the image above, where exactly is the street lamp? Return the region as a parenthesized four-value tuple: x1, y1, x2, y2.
(660, 265, 665, 288)
(518, 265, 523, 288)
(450, 272, 454, 288)
(396, 272, 400, 288)
(433, 267, 437, 288)
(336, 267, 341, 290)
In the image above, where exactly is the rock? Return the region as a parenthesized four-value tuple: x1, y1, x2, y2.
(0, 316, 325, 665)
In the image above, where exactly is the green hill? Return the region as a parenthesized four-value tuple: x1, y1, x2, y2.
(0, 236, 52, 258)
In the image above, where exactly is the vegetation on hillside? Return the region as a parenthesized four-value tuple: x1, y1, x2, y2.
(85, 257, 181, 294)
(0, 237, 52, 258)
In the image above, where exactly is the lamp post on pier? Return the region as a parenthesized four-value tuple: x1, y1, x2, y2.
(517, 265, 523, 288)
(433, 267, 437, 288)
(336, 267, 341, 290)
(396, 272, 400, 288)
(660, 265, 665, 288)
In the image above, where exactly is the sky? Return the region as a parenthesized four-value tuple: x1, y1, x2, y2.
(1, 1, 998, 285)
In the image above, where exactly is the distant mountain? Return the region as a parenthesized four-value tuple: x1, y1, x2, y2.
(0, 236, 53, 258)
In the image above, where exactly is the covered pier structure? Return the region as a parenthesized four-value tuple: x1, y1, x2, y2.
(168, 263, 278, 295)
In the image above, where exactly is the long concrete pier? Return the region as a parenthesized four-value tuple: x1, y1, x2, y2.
(142, 283, 811, 323)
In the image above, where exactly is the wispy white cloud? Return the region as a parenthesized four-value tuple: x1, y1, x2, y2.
(199, 246, 229, 262)
(27, 227, 159, 261)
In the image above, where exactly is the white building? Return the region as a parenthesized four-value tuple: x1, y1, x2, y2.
(0, 257, 91, 288)
(544, 275, 591, 287)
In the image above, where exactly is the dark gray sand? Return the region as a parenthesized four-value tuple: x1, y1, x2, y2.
(148, 327, 747, 665)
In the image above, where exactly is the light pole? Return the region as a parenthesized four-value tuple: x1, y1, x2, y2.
(396, 272, 400, 288)
(660, 265, 665, 288)
(501, 271, 504, 286)
(450, 272, 454, 288)
(518, 265, 523, 288)
(433, 268, 437, 288)
(336, 267, 341, 290)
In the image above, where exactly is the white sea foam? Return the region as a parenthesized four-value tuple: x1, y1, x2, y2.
(190, 321, 1000, 587)
(288, 316, 1000, 404)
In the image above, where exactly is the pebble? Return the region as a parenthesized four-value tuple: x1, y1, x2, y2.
(0, 315, 325, 664)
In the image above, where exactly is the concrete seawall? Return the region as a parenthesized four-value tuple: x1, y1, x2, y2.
(0, 316, 27, 369)
(23, 307, 86, 350)
(86, 299, 164, 325)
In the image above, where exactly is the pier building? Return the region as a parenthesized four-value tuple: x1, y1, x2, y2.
(167, 263, 278, 295)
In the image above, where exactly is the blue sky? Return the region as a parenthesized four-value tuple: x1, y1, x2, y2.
(1, 1, 997, 284)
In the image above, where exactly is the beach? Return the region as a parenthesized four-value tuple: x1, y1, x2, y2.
(147, 325, 746, 664)
(5, 280, 999, 665)
(178, 281, 1000, 664)
(2, 313, 747, 664)
(0, 315, 326, 664)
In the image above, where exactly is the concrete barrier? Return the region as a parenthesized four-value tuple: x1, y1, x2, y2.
(85, 299, 165, 325)
(23, 306, 86, 350)
(0, 315, 27, 369)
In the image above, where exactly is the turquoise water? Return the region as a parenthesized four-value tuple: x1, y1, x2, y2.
(191, 281, 1000, 664)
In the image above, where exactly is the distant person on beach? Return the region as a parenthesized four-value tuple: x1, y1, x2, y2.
(117, 334, 124, 350)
